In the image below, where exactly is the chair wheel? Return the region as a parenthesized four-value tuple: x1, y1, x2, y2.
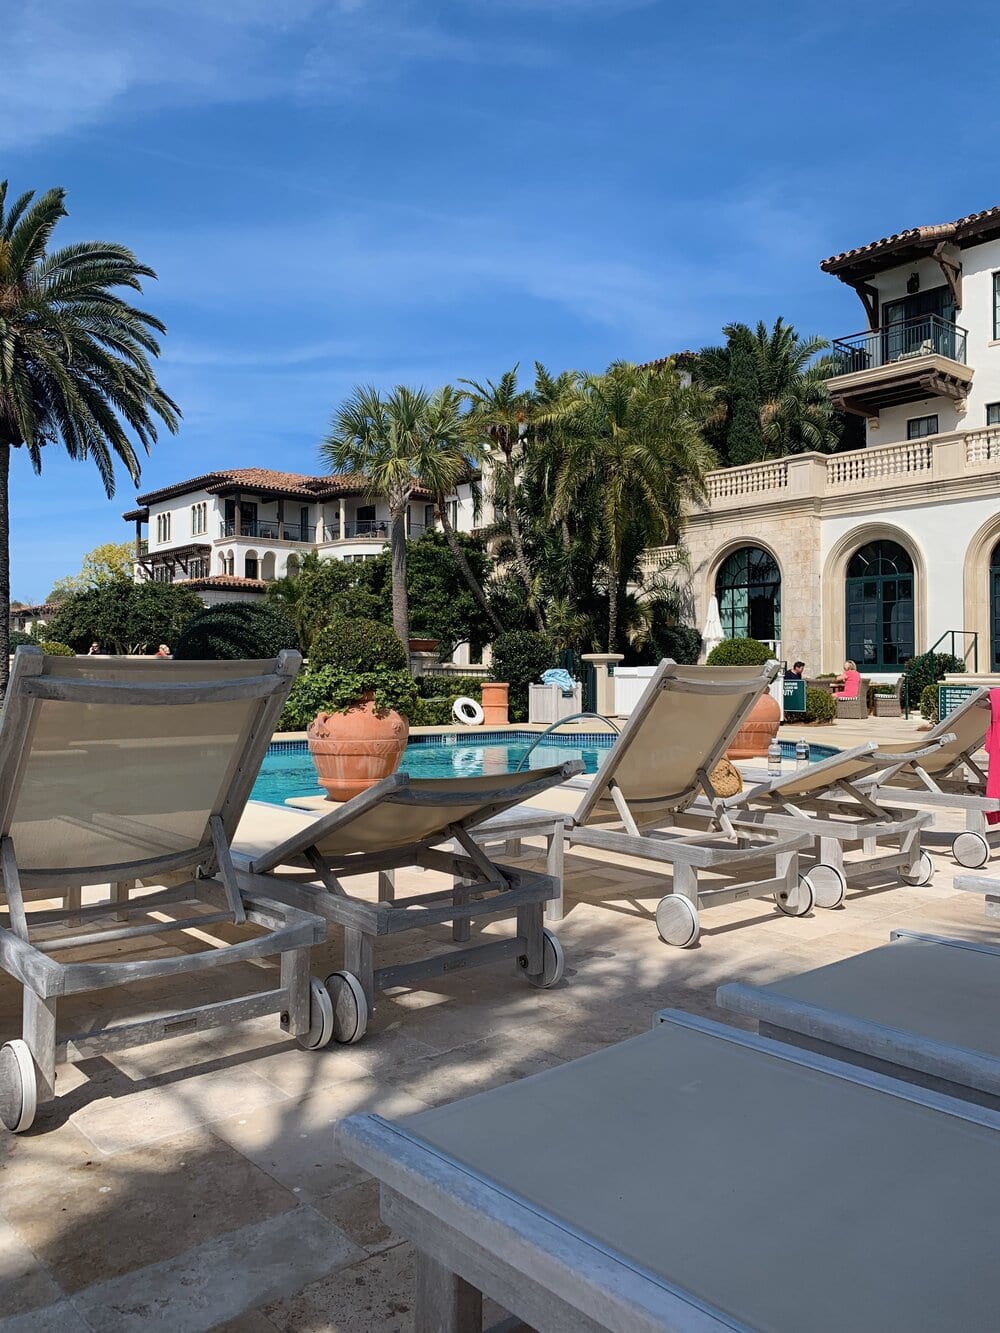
(0, 1041, 37, 1133)
(525, 929, 565, 988)
(809, 864, 847, 910)
(297, 977, 335, 1050)
(954, 831, 990, 870)
(655, 895, 700, 947)
(900, 851, 934, 887)
(775, 874, 814, 917)
(324, 971, 369, 1044)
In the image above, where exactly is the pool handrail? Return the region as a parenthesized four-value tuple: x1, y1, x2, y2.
(514, 712, 621, 773)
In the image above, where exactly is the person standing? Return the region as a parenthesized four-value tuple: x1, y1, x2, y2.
(785, 660, 805, 680)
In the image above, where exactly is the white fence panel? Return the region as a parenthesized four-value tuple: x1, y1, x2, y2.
(612, 667, 657, 717)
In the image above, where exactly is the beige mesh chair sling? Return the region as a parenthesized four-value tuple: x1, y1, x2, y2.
(566, 659, 813, 947)
(0, 648, 329, 1134)
(236, 761, 582, 1044)
(866, 687, 999, 868)
(715, 738, 950, 908)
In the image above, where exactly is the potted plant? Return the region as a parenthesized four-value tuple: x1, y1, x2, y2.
(705, 637, 779, 758)
(306, 617, 418, 801)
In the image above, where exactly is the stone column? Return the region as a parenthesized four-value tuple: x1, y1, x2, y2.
(339, 497, 347, 539)
(582, 653, 625, 716)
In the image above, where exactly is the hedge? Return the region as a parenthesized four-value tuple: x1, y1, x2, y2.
(490, 631, 556, 722)
(174, 601, 299, 661)
(705, 637, 774, 666)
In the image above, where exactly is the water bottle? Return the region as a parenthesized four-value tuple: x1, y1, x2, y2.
(767, 738, 782, 777)
(795, 737, 809, 770)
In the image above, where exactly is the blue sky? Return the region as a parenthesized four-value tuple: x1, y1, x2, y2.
(6, 0, 1000, 600)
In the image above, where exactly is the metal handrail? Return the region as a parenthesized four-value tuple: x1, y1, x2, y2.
(514, 711, 621, 773)
(901, 630, 979, 718)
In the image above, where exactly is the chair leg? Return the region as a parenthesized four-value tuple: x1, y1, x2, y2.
(64, 886, 82, 927)
(452, 882, 471, 943)
(280, 947, 311, 1038)
(517, 904, 544, 978)
(112, 878, 133, 924)
(377, 870, 396, 905)
(543, 828, 565, 923)
(415, 1252, 482, 1333)
(345, 927, 375, 1014)
(23, 989, 57, 1107)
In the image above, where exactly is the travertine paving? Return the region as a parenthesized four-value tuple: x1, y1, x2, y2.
(0, 714, 989, 1331)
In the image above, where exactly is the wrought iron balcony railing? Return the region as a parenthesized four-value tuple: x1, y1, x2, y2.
(219, 520, 315, 542)
(831, 314, 967, 375)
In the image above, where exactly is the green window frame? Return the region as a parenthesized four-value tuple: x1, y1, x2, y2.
(906, 415, 938, 440)
(994, 272, 1000, 340)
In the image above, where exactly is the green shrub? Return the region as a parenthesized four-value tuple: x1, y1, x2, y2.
(39, 640, 74, 656)
(416, 675, 488, 700)
(278, 664, 418, 729)
(174, 601, 299, 661)
(800, 687, 836, 724)
(920, 682, 940, 723)
(902, 652, 963, 702)
(705, 637, 774, 666)
(9, 630, 35, 650)
(410, 695, 456, 727)
(655, 624, 702, 665)
(490, 631, 556, 722)
(310, 616, 408, 674)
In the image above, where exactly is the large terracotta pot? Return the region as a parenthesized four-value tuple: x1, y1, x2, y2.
(308, 698, 408, 802)
(726, 691, 780, 759)
(481, 681, 509, 726)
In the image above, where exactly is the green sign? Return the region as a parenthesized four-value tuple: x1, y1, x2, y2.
(938, 684, 979, 720)
(783, 678, 806, 712)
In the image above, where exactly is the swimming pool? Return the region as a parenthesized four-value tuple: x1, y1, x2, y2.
(250, 733, 839, 806)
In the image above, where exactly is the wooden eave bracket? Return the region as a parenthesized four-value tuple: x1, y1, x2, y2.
(933, 242, 963, 311)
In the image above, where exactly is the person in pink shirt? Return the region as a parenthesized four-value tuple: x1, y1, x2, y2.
(833, 660, 862, 699)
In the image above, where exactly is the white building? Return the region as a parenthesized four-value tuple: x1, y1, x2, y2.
(668, 204, 1000, 678)
(124, 467, 482, 603)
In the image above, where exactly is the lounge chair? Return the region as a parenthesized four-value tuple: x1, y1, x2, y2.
(562, 659, 814, 946)
(718, 925, 1000, 1109)
(867, 686, 998, 867)
(234, 762, 582, 1045)
(336, 1009, 1000, 1332)
(710, 738, 949, 907)
(0, 647, 329, 1133)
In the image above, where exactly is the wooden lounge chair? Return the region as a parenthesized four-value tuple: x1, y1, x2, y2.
(337, 1009, 1000, 1332)
(710, 738, 949, 908)
(234, 762, 582, 1045)
(0, 647, 329, 1134)
(866, 687, 998, 867)
(561, 660, 814, 946)
(718, 926, 1000, 1110)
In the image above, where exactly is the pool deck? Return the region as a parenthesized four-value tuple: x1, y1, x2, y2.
(0, 711, 983, 1331)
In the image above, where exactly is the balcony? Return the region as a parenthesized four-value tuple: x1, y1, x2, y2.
(219, 520, 315, 543)
(323, 520, 427, 542)
(827, 314, 972, 416)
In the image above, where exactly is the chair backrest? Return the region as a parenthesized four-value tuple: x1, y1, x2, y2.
(0, 647, 301, 881)
(252, 762, 581, 870)
(920, 687, 989, 773)
(574, 659, 778, 827)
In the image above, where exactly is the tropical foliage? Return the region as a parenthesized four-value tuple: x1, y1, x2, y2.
(298, 616, 417, 719)
(490, 630, 556, 722)
(0, 181, 178, 689)
(48, 541, 136, 602)
(47, 581, 200, 655)
(173, 601, 299, 661)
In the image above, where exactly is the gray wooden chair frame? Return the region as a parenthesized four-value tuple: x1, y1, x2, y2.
(237, 761, 583, 1043)
(0, 648, 327, 1134)
(565, 660, 813, 947)
(337, 1009, 1000, 1332)
(710, 737, 949, 908)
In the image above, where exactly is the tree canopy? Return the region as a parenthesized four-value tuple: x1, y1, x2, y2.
(48, 541, 136, 602)
(47, 581, 201, 655)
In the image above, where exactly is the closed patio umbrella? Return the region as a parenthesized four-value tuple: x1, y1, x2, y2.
(701, 595, 724, 661)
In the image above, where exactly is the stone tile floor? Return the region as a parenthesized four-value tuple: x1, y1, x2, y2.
(0, 714, 991, 1331)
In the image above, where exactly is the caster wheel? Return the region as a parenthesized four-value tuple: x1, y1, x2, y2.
(900, 852, 934, 887)
(954, 831, 990, 870)
(0, 1041, 36, 1133)
(324, 971, 369, 1044)
(525, 930, 566, 988)
(809, 864, 847, 910)
(775, 875, 814, 918)
(655, 895, 700, 948)
(297, 977, 335, 1050)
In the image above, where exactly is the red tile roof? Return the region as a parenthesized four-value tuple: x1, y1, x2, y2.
(129, 467, 432, 510)
(821, 206, 1000, 278)
(180, 575, 266, 591)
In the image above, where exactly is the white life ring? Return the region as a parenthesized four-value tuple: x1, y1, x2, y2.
(453, 696, 484, 726)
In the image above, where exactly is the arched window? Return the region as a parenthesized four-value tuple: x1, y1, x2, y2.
(990, 541, 1000, 670)
(845, 540, 914, 668)
(715, 547, 781, 644)
(245, 551, 259, 580)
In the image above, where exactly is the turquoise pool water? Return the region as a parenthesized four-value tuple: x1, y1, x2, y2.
(250, 734, 838, 806)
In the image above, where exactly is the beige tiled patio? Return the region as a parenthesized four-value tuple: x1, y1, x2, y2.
(0, 713, 991, 1331)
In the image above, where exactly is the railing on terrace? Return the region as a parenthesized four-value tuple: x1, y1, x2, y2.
(706, 460, 788, 501)
(831, 314, 967, 375)
(826, 438, 933, 486)
(332, 520, 426, 540)
(219, 520, 315, 542)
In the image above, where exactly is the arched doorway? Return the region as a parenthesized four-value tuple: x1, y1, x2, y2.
(715, 546, 781, 645)
(845, 540, 914, 669)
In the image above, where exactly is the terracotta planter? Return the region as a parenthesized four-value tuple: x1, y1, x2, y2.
(481, 681, 509, 726)
(408, 638, 439, 653)
(726, 691, 780, 759)
(308, 698, 408, 802)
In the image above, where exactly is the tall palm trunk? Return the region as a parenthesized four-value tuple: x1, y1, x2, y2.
(607, 554, 620, 653)
(0, 442, 9, 695)
(502, 451, 545, 632)
(437, 495, 501, 635)
(389, 500, 410, 663)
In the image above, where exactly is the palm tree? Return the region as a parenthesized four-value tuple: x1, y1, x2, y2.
(424, 386, 502, 637)
(0, 182, 179, 690)
(550, 361, 714, 652)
